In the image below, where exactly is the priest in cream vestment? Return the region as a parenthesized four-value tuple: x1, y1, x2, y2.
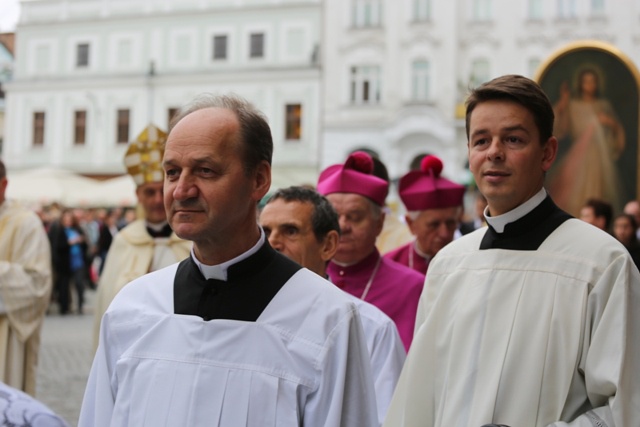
(0, 160, 52, 395)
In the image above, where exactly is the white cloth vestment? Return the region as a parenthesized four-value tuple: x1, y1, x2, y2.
(81, 264, 378, 427)
(385, 213, 640, 427)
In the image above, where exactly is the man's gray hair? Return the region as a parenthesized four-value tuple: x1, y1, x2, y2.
(170, 93, 273, 175)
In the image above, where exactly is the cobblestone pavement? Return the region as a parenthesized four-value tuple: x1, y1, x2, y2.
(36, 289, 96, 427)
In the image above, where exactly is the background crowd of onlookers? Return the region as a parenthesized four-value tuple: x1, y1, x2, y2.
(32, 190, 640, 318)
(579, 197, 640, 269)
(33, 204, 138, 315)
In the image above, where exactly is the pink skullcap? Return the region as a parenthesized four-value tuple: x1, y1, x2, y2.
(317, 151, 389, 206)
(399, 155, 465, 211)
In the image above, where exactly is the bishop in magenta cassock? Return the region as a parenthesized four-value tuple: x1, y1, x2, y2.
(384, 155, 465, 275)
(318, 152, 425, 351)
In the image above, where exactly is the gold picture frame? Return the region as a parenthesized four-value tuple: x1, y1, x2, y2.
(536, 40, 640, 216)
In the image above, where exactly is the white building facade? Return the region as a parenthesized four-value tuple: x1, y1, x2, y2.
(321, 0, 640, 197)
(4, 0, 322, 188)
(4, 0, 640, 198)
(321, 0, 459, 182)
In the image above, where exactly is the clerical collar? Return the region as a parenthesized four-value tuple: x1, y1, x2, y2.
(332, 247, 377, 268)
(330, 249, 380, 273)
(146, 221, 172, 238)
(147, 220, 169, 231)
(412, 240, 430, 260)
(479, 193, 572, 251)
(191, 226, 265, 281)
(174, 239, 301, 321)
(484, 187, 547, 233)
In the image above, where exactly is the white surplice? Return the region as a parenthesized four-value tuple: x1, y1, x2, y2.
(348, 295, 405, 426)
(80, 265, 378, 427)
(384, 218, 640, 427)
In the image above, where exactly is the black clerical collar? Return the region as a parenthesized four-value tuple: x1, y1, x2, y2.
(146, 222, 173, 238)
(479, 196, 572, 251)
(173, 240, 302, 321)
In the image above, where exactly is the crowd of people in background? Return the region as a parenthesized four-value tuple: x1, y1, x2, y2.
(29, 204, 140, 315)
(11, 163, 640, 326)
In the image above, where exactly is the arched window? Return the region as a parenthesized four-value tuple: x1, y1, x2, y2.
(352, 0, 382, 28)
(557, 0, 577, 18)
(528, 0, 543, 19)
(414, 0, 431, 21)
(412, 60, 431, 102)
(473, 0, 492, 21)
(470, 58, 490, 88)
(591, 0, 605, 14)
(350, 65, 382, 104)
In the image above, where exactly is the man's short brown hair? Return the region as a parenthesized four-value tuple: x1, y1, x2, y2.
(465, 74, 555, 144)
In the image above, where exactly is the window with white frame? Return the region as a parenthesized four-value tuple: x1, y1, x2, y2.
(35, 45, 51, 72)
(470, 58, 490, 88)
(414, 0, 431, 21)
(74, 110, 87, 145)
(285, 104, 302, 140)
(350, 65, 381, 104)
(591, 0, 605, 14)
(472, 0, 492, 21)
(412, 60, 431, 101)
(352, 0, 382, 28)
(117, 39, 132, 66)
(76, 43, 90, 67)
(175, 35, 190, 62)
(557, 0, 577, 18)
(213, 35, 228, 60)
(249, 33, 265, 58)
(528, 0, 543, 19)
(286, 28, 305, 58)
(33, 112, 45, 146)
(116, 109, 130, 144)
